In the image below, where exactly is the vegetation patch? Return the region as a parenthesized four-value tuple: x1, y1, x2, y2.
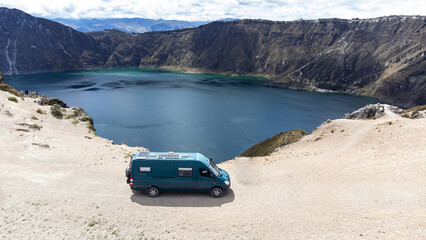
(402, 104, 426, 119)
(65, 107, 96, 134)
(36, 108, 46, 115)
(240, 129, 308, 157)
(0, 83, 19, 96)
(50, 104, 63, 119)
(16, 128, 30, 132)
(401, 112, 410, 118)
(86, 123, 97, 135)
(88, 220, 98, 227)
(405, 105, 426, 113)
(8, 96, 18, 103)
(17, 123, 42, 130)
(32, 143, 50, 148)
(66, 108, 86, 119)
(79, 116, 94, 125)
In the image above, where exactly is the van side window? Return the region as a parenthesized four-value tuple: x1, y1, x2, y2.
(177, 168, 193, 177)
(199, 168, 210, 177)
(139, 167, 151, 173)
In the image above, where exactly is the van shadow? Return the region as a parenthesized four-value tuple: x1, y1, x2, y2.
(130, 189, 235, 207)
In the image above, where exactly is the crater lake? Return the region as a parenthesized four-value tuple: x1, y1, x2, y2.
(8, 69, 379, 163)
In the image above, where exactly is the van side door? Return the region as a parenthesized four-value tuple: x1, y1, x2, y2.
(150, 160, 175, 190)
(197, 166, 214, 192)
(173, 162, 197, 191)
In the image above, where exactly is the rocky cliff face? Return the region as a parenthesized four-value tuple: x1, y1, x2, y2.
(0, 72, 5, 84)
(0, 7, 424, 107)
(92, 17, 425, 107)
(0, 8, 104, 74)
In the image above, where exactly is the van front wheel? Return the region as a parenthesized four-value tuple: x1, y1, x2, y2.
(146, 187, 160, 197)
(210, 187, 223, 198)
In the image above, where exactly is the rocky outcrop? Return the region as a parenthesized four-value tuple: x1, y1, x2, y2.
(0, 72, 19, 96)
(240, 129, 308, 157)
(0, 72, 5, 84)
(35, 96, 68, 108)
(344, 103, 404, 119)
(403, 105, 426, 119)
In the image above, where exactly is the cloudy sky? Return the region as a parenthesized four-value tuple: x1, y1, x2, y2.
(1, 0, 425, 21)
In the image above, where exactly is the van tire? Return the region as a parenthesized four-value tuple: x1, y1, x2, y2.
(125, 167, 130, 178)
(146, 187, 160, 197)
(210, 187, 223, 198)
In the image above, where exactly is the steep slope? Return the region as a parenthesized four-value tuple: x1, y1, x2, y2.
(91, 17, 425, 107)
(0, 8, 104, 74)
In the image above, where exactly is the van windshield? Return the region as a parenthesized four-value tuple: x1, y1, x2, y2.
(208, 158, 220, 177)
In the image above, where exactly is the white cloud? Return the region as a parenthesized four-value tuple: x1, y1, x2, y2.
(0, 0, 425, 20)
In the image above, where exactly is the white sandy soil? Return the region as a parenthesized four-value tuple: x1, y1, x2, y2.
(0, 90, 425, 239)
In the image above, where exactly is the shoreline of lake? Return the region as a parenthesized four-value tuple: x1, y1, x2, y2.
(7, 69, 379, 162)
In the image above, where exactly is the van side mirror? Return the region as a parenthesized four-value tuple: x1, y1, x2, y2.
(209, 173, 215, 179)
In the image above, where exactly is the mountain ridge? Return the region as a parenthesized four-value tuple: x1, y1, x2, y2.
(91, 17, 425, 107)
(0, 7, 424, 107)
(52, 17, 210, 33)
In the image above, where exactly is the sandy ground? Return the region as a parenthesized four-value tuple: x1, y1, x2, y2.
(0, 90, 425, 239)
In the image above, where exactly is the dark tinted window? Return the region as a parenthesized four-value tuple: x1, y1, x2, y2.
(177, 168, 193, 177)
(199, 168, 210, 177)
(139, 166, 151, 173)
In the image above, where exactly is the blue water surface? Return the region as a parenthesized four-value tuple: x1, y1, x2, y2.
(8, 69, 379, 163)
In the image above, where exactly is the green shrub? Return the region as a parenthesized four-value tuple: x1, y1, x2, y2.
(0, 83, 19, 96)
(88, 220, 97, 227)
(8, 96, 18, 102)
(66, 110, 79, 119)
(86, 123, 96, 134)
(50, 104, 63, 119)
(36, 108, 46, 115)
(401, 112, 410, 118)
(79, 116, 94, 125)
(405, 105, 426, 113)
(403, 104, 426, 119)
(240, 129, 308, 157)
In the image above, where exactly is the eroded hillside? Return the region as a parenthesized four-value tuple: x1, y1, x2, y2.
(0, 7, 424, 107)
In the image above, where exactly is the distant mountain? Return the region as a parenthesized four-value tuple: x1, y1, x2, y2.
(0, 7, 103, 75)
(52, 18, 210, 33)
(0, 7, 424, 107)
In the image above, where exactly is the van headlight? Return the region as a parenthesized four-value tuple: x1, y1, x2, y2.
(224, 180, 230, 185)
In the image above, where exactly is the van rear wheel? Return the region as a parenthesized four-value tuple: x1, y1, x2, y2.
(210, 187, 223, 198)
(146, 187, 160, 197)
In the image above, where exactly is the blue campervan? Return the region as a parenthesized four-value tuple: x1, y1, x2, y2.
(126, 151, 231, 198)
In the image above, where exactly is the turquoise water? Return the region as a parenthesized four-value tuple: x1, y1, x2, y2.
(8, 69, 379, 163)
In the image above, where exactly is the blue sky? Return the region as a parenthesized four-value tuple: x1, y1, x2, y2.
(1, 0, 425, 21)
